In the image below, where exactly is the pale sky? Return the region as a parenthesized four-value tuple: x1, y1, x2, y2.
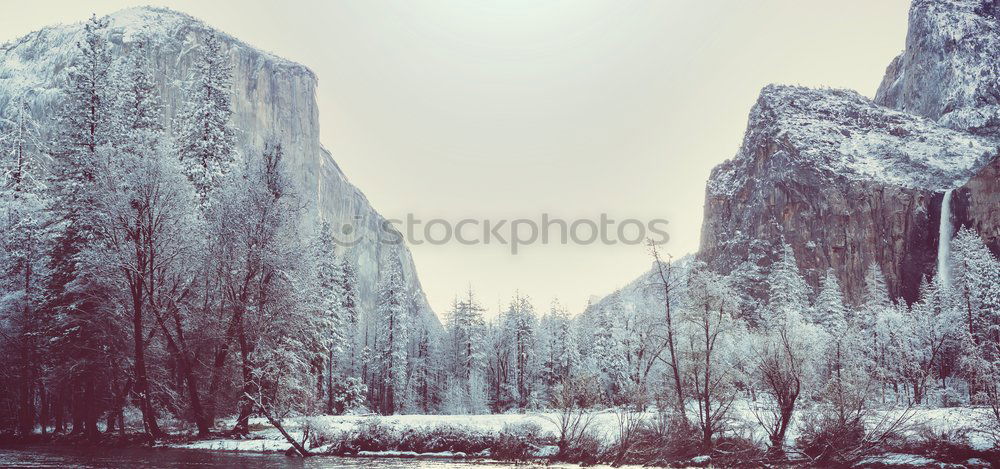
(2, 0, 911, 318)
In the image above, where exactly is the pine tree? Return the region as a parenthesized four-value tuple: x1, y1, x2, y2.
(45, 14, 114, 438)
(593, 294, 627, 402)
(766, 243, 812, 327)
(502, 294, 537, 409)
(860, 262, 893, 389)
(0, 97, 48, 437)
(95, 42, 181, 438)
(538, 299, 578, 403)
(375, 258, 408, 414)
(313, 221, 348, 412)
(339, 254, 360, 374)
(950, 228, 1000, 409)
(814, 269, 848, 329)
(175, 32, 236, 205)
(111, 42, 163, 154)
(861, 262, 893, 326)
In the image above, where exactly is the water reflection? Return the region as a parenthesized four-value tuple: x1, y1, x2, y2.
(0, 446, 536, 468)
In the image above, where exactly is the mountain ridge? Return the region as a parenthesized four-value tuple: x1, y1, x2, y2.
(589, 0, 1000, 312)
(0, 6, 442, 331)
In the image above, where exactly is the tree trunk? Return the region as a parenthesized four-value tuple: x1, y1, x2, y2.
(71, 382, 84, 435)
(245, 393, 311, 457)
(54, 390, 64, 434)
(17, 372, 34, 436)
(39, 384, 47, 436)
(232, 323, 253, 435)
(83, 373, 99, 439)
(131, 282, 162, 438)
(152, 298, 211, 436)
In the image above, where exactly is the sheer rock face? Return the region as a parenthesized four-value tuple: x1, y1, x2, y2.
(875, 0, 1000, 260)
(698, 0, 1000, 306)
(955, 156, 1000, 256)
(0, 7, 440, 330)
(698, 85, 998, 305)
(876, 0, 1000, 138)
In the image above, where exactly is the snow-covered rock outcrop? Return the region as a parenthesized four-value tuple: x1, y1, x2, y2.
(698, 0, 1000, 306)
(0, 7, 440, 330)
(585, 0, 1000, 312)
(876, 0, 1000, 137)
(876, 0, 1000, 257)
(700, 85, 997, 304)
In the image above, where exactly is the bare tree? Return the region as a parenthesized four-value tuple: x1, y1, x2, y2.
(683, 267, 742, 451)
(544, 376, 597, 459)
(750, 324, 810, 458)
(648, 241, 687, 422)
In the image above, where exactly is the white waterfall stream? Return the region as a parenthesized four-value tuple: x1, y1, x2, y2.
(936, 189, 954, 288)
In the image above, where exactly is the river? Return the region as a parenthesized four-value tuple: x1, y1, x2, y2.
(0, 446, 532, 468)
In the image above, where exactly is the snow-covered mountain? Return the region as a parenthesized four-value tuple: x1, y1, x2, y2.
(876, 0, 1000, 262)
(700, 84, 997, 305)
(579, 255, 694, 325)
(0, 7, 441, 331)
(699, 0, 1000, 306)
(876, 0, 1000, 137)
(588, 0, 1000, 312)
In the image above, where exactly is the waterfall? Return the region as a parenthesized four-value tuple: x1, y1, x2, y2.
(936, 189, 954, 288)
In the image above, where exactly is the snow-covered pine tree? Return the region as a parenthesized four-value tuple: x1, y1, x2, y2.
(813, 269, 848, 329)
(538, 299, 579, 404)
(313, 221, 348, 412)
(950, 228, 1000, 411)
(111, 42, 163, 155)
(593, 294, 628, 403)
(444, 287, 487, 412)
(0, 97, 48, 437)
(861, 262, 893, 328)
(859, 262, 894, 396)
(339, 254, 361, 374)
(44, 14, 114, 438)
(375, 257, 408, 414)
(766, 243, 812, 327)
(93, 42, 186, 437)
(407, 324, 437, 413)
(508, 294, 537, 409)
(175, 32, 236, 206)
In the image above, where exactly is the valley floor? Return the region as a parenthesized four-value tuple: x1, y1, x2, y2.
(160, 404, 997, 466)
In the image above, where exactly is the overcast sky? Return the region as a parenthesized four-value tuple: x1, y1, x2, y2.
(3, 0, 911, 318)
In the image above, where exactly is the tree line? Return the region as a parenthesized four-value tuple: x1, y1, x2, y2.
(1, 16, 998, 458)
(0, 15, 427, 440)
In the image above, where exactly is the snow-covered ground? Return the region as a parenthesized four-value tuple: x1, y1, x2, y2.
(166, 409, 618, 454)
(163, 404, 997, 457)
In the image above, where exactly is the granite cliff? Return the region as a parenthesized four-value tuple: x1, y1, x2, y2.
(697, 0, 1000, 305)
(0, 7, 440, 330)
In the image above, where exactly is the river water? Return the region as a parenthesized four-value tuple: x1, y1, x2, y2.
(0, 446, 532, 468)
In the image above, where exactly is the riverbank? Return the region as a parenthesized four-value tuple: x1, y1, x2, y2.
(3, 406, 998, 467)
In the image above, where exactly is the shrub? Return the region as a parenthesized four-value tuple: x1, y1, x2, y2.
(492, 423, 542, 461)
(343, 420, 396, 453)
(887, 424, 994, 465)
(396, 424, 490, 454)
(796, 409, 866, 465)
(796, 406, 911, 467)
(329, 378, 367, 415)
